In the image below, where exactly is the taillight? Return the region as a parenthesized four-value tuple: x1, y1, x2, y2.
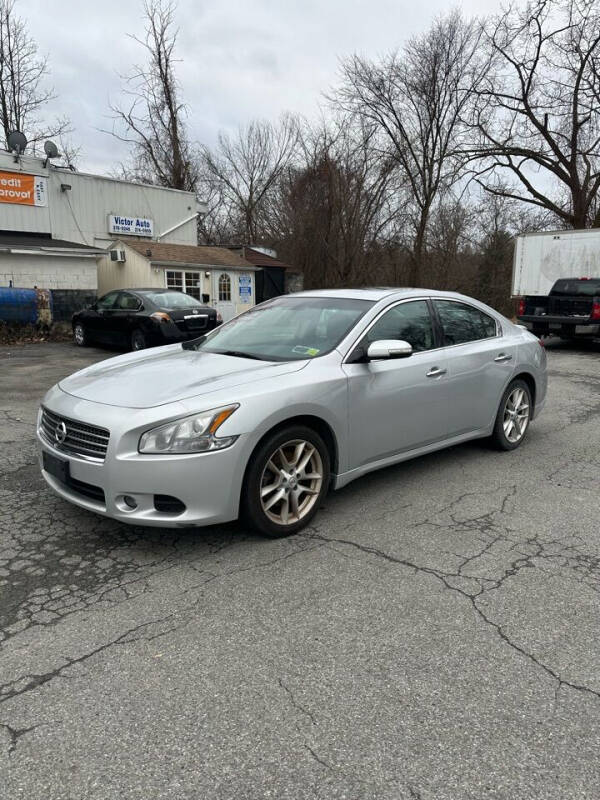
(591, 301, 600, 321)
(517, 298, 526, 316)
(151, 311, 171, 324)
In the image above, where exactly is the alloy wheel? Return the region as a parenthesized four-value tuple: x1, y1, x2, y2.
(260, 439, 324, 526)
(503, 387, 530, 443)
(131, 331, 146, 351)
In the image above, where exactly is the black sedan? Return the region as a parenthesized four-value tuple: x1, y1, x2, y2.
(72, 288, 222, 351)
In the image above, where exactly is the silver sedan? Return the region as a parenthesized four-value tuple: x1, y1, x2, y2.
(37, 289, 547, 537)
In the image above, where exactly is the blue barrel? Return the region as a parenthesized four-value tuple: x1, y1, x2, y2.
(0, 287, 39, 323)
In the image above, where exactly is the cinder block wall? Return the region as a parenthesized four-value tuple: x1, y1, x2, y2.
(50, 290, 97, 322)
(0, 254, 97, 290)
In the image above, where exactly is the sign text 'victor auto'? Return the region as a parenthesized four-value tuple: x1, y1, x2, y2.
(108, 214, 154, 237)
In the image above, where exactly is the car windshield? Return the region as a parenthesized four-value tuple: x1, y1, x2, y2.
(142, 291, 204, 309)
(191, 296, 374, 361)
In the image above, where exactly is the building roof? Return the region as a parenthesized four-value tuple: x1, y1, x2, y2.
(0, 232, 104, 252)
(229, 245, 295, 270)
(124, 241, 255, 270)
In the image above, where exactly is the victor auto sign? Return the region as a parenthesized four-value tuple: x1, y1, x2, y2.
(108, 214, 154, 237)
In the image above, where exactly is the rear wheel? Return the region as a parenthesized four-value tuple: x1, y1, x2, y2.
(242, 425, 330, 537)
(131, 329, 147, 351)
(73, 323, 87, 347)
(491, 379, 532, 451)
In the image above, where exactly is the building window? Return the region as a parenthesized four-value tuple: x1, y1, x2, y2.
(218, 273, 231, 302)
(166, 269, 202, 300)
(185, 272, 202, 301)
(166, 270, 183, 291)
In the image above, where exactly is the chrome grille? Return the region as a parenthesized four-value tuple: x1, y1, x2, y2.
(40, 407, 109, 461)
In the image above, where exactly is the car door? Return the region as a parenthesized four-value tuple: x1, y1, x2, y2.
(432, 299, 515, 437)
(112, 292, 142, 347)
(86, 291, 120, 343)
(342, 299, 449, 470)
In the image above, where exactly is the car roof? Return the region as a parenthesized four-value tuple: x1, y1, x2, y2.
(129, 288, 174, 293)
(288, 287, 479, 303)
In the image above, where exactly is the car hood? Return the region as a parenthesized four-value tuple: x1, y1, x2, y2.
(58, 346, 309, 408)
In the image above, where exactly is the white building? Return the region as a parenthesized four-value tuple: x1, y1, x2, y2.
(99, 239, 257, 321)
(0, 147, 258, 320)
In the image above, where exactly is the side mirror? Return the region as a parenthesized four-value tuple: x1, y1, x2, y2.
(367, 339, 413, 360)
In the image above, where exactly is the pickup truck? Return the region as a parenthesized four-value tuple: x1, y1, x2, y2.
(517, 278, 600, 339)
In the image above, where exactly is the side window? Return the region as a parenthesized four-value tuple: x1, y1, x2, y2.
(97, 291, 119, 309)
(365, 300, 434, 352)
(116, 292, 140, 310)
(435, 301, 497, 346)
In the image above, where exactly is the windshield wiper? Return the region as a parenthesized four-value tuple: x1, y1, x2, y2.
(217, 349, 266, 361)
(182, 335, 206, 350)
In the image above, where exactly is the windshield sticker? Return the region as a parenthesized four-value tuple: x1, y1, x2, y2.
(292, 346, 320, 356)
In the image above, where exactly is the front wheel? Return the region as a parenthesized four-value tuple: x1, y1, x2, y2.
(490, 379, 532, 451)
(242, 426, 330, 537)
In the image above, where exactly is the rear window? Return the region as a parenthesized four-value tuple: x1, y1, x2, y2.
(550, 279, 600, 297)
(141, 291, 204, 309)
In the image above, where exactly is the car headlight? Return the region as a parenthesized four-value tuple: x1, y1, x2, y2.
(138, 405, 239, 454)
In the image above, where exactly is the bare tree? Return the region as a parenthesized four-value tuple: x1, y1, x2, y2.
(109, 0, 198, 191)
(272, 117, 400, 288)
(196, 170, 236, 244)
(200, 114, 300, 243)
(0, 0, 68, 149)
(471, 0, 600, 229)
(334, 11, 486, 284)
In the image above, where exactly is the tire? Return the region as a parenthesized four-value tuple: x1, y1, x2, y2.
(73, 322, 88, 347)
(131, 329, 147, 351)
(242, 425, 331, 538)
(490, 379, 532, 451)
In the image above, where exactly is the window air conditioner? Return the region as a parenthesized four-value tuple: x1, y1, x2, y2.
(110, 249, 126, 263)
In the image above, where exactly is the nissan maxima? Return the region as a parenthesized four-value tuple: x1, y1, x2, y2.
(38, 289, 547, 537)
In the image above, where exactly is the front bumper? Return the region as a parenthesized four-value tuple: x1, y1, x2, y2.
(37, 394, 247, 528)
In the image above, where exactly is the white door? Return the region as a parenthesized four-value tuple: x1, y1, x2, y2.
(213, 271, 236, 321)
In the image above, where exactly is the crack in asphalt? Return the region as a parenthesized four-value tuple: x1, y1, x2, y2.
(0, 614, 178, 705)
(301, 525, 600, 704)
(278, 678, 318, 727)
(0, 541, 325, 716)
(0, 721, 39, 757)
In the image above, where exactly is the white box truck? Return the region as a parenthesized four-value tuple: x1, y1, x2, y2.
(513, 229, 600, 339)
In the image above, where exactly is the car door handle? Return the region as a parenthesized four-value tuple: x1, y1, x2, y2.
(426, 367, 447, 378)
(494, 353, 513, 362)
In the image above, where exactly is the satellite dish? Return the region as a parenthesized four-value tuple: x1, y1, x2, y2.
(7, 130, 27, 154)
(44, 140, 60, 159)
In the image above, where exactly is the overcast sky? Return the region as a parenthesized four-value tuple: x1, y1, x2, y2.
(24, 0, 505, 175)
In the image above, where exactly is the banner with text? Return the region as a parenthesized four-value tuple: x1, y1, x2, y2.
(0, 171, 47, 206)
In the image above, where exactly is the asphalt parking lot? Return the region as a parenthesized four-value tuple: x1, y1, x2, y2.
(1, 338, 600, 800)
